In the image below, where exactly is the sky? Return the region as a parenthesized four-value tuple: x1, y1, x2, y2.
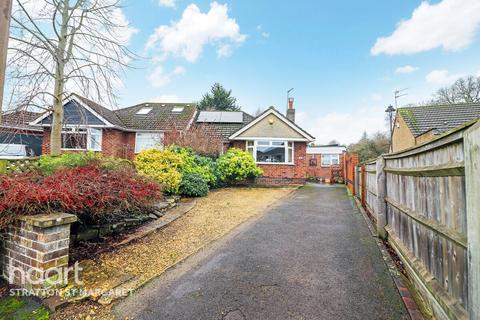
(107, 0, 480, 144)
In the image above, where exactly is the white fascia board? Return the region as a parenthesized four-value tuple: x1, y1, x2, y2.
(29, 97, 115, 127)
(228, 108, 314, 141)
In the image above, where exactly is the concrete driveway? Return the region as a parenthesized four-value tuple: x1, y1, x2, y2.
(114, 184, 409, 320)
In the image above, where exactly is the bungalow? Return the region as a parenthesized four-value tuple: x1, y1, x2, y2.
(30, 94, 197, 159)
(228, 99, 315, 184)
(1, 110, 44, 156)
(31, 94, 316, 184)
(306, 144, 346, 182)
(392, 103, 480, 152)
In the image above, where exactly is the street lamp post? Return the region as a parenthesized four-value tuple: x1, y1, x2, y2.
(385, 105, 396, 150)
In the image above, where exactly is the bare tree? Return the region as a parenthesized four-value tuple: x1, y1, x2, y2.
(7, 0, 136, 154)
(0, 0, 13, 124)
(434, 76, 480, 104)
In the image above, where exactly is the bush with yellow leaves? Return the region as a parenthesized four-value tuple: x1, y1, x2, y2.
(134, 148, 183, 194)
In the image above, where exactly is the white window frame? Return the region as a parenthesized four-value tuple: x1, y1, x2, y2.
(61, 127, 102, 151)
(135, 132, 164, 153)
(246, 140, 294, 165)
(321, 154, 340, 167)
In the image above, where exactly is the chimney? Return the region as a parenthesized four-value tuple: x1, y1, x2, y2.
(286, 97, 295, 123)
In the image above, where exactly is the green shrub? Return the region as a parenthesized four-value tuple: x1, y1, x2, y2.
(168, 145, 217, 187)
(179, 173, 209, 197)
(38, 152, 133, 175)
(216, 148, 263, 183)
(134, 148, 183, 194)
(38, 153, 90, 174)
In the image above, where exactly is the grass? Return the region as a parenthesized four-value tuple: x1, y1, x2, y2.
(0, 296, 49, 320)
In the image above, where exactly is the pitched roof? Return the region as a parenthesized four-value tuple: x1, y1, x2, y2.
(73, 94, 124, 127)
(194, 111, 254, 142)
(229, 106, 315, 141)
(30, 94, 197, 132)
(398, 103, 480, 137)
(114, 102, 197, 131)
(2, 110, 44, 131)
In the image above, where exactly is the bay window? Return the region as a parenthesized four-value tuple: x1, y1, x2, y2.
(246, 140, 294, 164)
(62, 127, 102, 151)
(135, 132, 164, 153)
(321, 154, 340, 166)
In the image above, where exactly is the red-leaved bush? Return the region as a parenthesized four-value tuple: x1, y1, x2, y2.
(0, 165, 162, 227)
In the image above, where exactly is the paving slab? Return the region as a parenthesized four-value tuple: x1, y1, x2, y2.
(114, 184, 409, 320)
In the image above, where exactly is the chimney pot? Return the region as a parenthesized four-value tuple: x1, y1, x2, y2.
(286, 98, 295, 123)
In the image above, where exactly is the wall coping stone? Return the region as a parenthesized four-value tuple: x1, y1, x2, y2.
(18, 213, 77, 228)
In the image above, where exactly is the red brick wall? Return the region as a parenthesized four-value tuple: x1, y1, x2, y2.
(41, 127, 137, 160)
(306, 153, 345, 181)
(229, 140, 308, 185)
(42, 128, 51, 154)
(102, 129, 136, 159)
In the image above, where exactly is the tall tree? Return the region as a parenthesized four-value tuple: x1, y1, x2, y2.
(0, 0, 13, 124)
(348, 131, 389, 163)
(199, 83, 240, 111)
(433, 76, 480, 104)
(7, 0, 136, 154)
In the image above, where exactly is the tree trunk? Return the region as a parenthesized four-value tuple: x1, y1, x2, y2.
(0, 0, 13, 124)
(49, 0, 69, 155)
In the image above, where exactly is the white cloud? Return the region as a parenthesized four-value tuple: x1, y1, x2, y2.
(147, 65, 186, 88)
(153, 94, 182, 102)
(158, 0, 176, 8)
(425, 69, 464, 85)
(298, 108, 386, 145)
(257, 25, 270, 38)
(371, 0, 480, 55)
(146, 2, 246, 63)
(217, 44, 233, 58)
(395, 65, 418, 74)
(173, 66, 186, 75)
(371, 93, 383, 101)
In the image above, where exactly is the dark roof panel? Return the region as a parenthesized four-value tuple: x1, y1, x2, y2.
(114, 102, 197, 131)
(194, 111, 254, 141)
(398, 103, 480, 136)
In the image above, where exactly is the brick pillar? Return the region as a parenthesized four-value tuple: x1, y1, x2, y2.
(1, 213, 77, 292)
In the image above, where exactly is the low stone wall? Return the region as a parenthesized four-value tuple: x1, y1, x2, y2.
(1, 213, 77, 291)
(70, 197, 179, 243)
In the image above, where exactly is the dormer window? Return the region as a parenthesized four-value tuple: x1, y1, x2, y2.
(136, 107, 153, 115)
(172, 106, 184, 113)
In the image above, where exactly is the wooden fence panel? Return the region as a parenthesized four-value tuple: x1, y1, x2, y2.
(382, 124, 473, 320)
(364, 161, 377, 221)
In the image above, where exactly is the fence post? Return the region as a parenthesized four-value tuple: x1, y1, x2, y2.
(376, 156, 387, 239)
(465, 121, 480, 319)
(361, 164, 366, 208)
(353, 166, 358, 196)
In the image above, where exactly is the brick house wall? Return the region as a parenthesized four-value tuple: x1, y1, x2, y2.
(41, 128, 51, 155)
(306, 153, 345, 181)
(42, 128, 174, 160)
(41, 128, 136, 159)
(229, 140, 308, 185)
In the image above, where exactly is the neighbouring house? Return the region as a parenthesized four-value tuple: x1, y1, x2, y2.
(194, 110, 255, 152)
(392, 103, 480, 152)
(30, 94, 317, 185)
(0, 110, 44, 156)
(228, 99, 315, 184)
(306, 144, 346, 182)
(30, 94, 197, 159)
